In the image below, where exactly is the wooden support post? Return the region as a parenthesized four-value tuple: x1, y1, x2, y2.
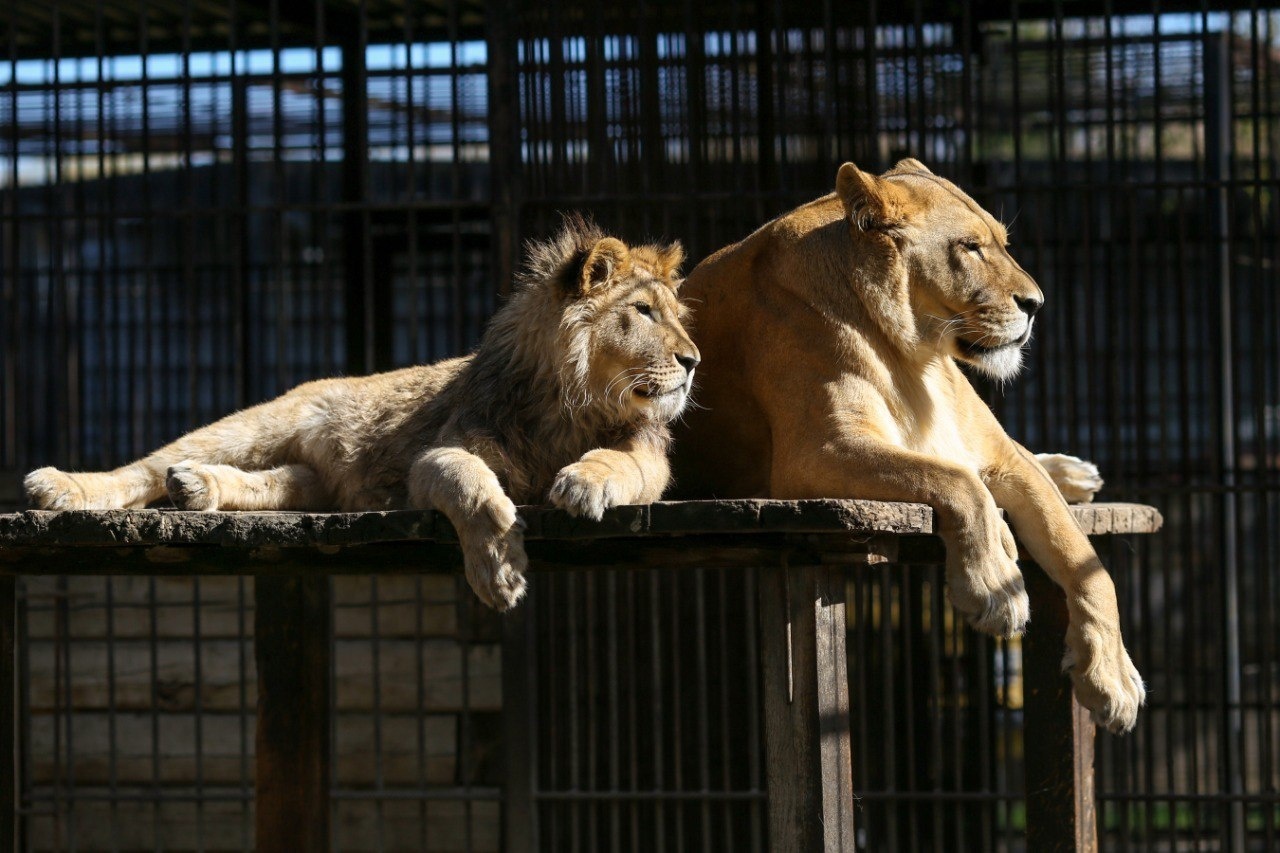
(1023, 560, 1098, 853)
(759, 561, 856, 853)
(1, 575, 14, 853)
(254, 575, 331, 853)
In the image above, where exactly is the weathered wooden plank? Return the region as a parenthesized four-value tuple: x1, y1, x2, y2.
(254, 575, 330, 853)
(1023, 561, 1098, 853)
(0, 501, 1163, 556)
(2, 538, 795, 577)
(758, 562, 855, 852)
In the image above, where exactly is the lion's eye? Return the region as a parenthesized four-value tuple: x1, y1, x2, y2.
(633, 302, 653, 318)
(961, 240, 985, 259)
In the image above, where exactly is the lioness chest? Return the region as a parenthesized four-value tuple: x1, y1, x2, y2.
(874, 363, 984, 473)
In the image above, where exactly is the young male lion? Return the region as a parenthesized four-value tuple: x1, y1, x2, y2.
(672, 159, 1145, 733)
(25, 219, 700, 611)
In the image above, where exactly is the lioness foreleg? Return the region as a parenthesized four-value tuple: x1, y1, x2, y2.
(408, 447, 528, 611)
(166, 462, 328, 511)
(985, 441, 1145, 733)
(549, 435, 671, 521)
(1034, 452, 1104, 504)
(772, 439, 1030, 638)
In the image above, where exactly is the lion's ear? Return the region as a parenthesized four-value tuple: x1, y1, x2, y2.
(657, 241, 685, 282)
(574, 237, 632, 295)
(836, 162, 909, 233)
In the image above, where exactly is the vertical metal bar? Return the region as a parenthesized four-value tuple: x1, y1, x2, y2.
(229, 0, 252, 409)
(606, 571, 620, 853)
(238, 577, 251, 853)
(648, 571, 666, 853)
(193, 578, 204, 853)
(341, 3, 372, 375)
(147, 577, 160, 853)
(694, 571, 710, 851)
(103, 578, 119, 852)
(415, 577, 428, 852)
(486, 0, 520, 302)
(458, 570, 474, 853)
(1, 575, 14, 853)
(253, 574, 332, 853)
(1204, 31, 1247, 853)
(502, 584, 536, 853)
(369, 577, 385, 851)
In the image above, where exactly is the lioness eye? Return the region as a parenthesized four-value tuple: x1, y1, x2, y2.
(633, 302, 653, 317)
(961, 240, 985, 259)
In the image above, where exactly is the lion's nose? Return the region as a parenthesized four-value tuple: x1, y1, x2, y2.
(1014, 293, 1043, 317)
(676, 352, 701, 374)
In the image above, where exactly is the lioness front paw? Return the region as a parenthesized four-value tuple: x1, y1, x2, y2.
(946, 515, 1030, 638)
(1063, 631, 1146, 734)
(24, 467, 88, 510)
(166, 463, 221, 511)
(460, 497, 529, 612)
(549, 461, 625, 521)
(1035, 453, 1103, 504)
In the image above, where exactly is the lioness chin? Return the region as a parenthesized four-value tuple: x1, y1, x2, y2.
(25, 218, 700, 611)
(673, 159, 1144, 733)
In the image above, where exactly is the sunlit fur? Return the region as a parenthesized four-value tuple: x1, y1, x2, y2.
(25, 217, 700, 611)
(673, 159, 1144, 733)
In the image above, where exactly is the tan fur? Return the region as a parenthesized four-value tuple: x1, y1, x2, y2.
(672, 160, 1144, 733)
(26, 218, 700, 611)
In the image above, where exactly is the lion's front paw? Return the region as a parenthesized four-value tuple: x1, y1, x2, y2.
(1063, 631, 1146, 734)
(549, 461, 624, 521)
(1035, 453, 1103, 504)
(946, 517, 1030, 638)
(166, 463, 221, 511)
(460, 500, 528, 611)
(24, 467, 88, 510)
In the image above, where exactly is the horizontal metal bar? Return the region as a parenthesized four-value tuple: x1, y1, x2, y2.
(532, 789, 766, 802)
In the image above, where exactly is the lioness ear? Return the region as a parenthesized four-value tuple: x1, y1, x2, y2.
(889, 157, 932, 175)
(836, 162, 909, 233)
(574, 237, 632, 295)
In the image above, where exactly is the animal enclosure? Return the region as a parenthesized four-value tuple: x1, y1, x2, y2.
(2, 0, 1279, 850)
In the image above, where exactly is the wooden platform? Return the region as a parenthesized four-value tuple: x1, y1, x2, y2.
(0, 500, 1162, 853)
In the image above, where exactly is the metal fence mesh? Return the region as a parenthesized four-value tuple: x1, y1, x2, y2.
(3, 1, 1279, 850)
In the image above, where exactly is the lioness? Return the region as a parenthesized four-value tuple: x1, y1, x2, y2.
(25, 219, 700, 611)
(673, 160, 1144, 733)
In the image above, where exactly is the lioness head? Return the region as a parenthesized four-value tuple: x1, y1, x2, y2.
(522, 217, 700, 424)
(836, 159, 1044, 379)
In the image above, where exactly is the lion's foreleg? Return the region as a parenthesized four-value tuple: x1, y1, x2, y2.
(985, 442, 1145, 733)
(548, 435, 672, 521)
(166, 462, 329, 511)
(408, 447, 528, 611)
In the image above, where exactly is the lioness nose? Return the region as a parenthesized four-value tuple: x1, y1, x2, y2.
(676, 352, 701, 374)
(1015, 293, 1043, 317)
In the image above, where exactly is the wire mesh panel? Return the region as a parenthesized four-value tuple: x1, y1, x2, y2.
(3, 0, 1280, 850)
(521, 568, 766, 853)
